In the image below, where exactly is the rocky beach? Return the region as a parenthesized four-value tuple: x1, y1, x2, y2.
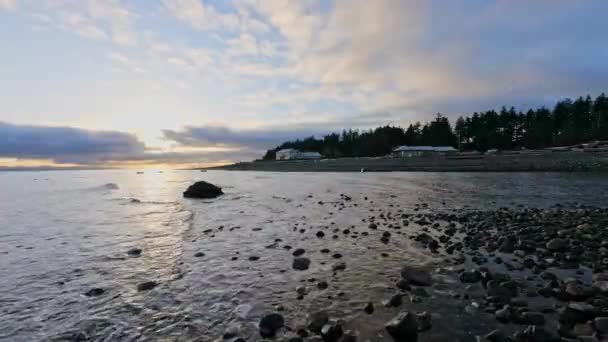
(2, 171, 608, 341)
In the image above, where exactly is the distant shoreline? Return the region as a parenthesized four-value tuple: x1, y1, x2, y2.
(207, 151, 608, 172)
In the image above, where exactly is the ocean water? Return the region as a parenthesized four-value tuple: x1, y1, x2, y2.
(1, 170, 608, 341)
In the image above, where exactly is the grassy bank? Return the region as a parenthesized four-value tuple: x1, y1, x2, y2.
(209, 151, 608, 172)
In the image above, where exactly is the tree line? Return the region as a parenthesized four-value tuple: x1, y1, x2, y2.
(262, 93, 608, 159)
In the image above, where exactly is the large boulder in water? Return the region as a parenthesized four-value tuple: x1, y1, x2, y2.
(183, 181, 223, 199)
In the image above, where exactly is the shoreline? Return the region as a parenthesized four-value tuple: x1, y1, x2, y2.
(208, 151, 608, 172)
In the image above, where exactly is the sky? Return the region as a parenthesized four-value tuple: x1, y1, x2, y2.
(1, 0, 607, 168)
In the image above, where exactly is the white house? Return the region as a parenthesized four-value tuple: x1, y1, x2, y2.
(393, 145, 457, 158)
(276, 149, 322, 160)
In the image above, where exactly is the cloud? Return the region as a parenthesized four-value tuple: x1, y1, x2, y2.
(162, 112, 401, 150)
(0, 0, 16, 11)
(0, 121, 146, 164)
(162, 125, 331, 149)
(0, 122, 261, 167)
(162, 0, 238, 31)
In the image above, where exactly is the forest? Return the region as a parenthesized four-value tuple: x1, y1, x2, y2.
(262, 93, 608, 159)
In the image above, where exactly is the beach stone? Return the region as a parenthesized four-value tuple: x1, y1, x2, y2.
(385, 311, 418, 340)
(484, 329, 506, 342)
(317, 281, 328, 290)
(594, 317, 608, 334)
(546, 238, 566, 251)
(137, 281, 157, 292)
(307, 312, 329, 334)
(495, 305, 511, 323)
(293, 257, 311, 271)
(316, 231, 325, 238)
(259, 313, 285, 338)
(194, 251, 205, 257)
(396, 279, 411, 291)
(460, 269, 482, 283)
(400, 266, 432, 286)
(320, 322, 343, 342)
(183, 181, 223, 199)
(84, 288, 104, 297)
(332, 262, 346, 272)
(521, 312, 546, 326)
(292, 248, 306, 257)
(416, 312, 432, 332)
(385, 294, 403, 307)
(364, 302, 374, 314)
(127, 248, 142, 256)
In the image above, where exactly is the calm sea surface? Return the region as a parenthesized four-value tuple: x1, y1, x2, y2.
(1, 170, 608, 341)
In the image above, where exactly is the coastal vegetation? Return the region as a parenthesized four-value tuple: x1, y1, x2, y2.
(263, 93, 608, 159)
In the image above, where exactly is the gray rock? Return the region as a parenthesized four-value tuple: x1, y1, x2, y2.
(293, 257, 311, 271)
(385, 311, 418, 340)
(259, 313, 285, 338)
(292, 248, 306, 257)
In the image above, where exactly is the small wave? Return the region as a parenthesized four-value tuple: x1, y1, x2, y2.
(86, 183, 120, 191)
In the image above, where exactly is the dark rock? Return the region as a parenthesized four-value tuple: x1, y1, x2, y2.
(495, 305, 512, 323)
(484, 329, 507, 342)
(396, 279, 411, 291)
(521, 312, 546, 326)
(594, 317, 608, 334)
(332, 262, 346, 272)
(84, 288, 104, 297)
(183, 181, 223, 199)
(194, 251, 205, 257)
(293, 248, 306, 257)
(364, 302, 374, 314)
(317, 281, 329, 290)
(385, 311, 418, 340)
(308, 312, 329, 334)
(321, 322, 343, 342)
(293, 257, 311, 271)
(546, 238, 566, 251)
(259, 313, 285, 338)
(332, 253, 342, 259)
(248, 256, 260, 261)
(127, 248, 142, 256)
(460, 269, 482, 283)
(137, 281, 157, 292)
(416, 312, 432, 332)
(400, 266, 432, 286)
(385, 294, 403, 307)
(316, 231, 325, 238)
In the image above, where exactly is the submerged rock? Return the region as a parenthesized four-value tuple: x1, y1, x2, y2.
(183, 181, 223, 199)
